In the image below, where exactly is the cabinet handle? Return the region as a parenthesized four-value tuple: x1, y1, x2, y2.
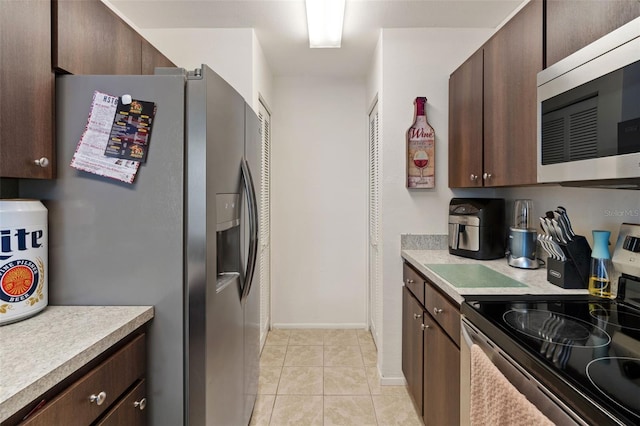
(421, 324, 430, 330)
(469, 174, 478, 181)
(89, 391, 107, 406)
(34, 157, 50, 168)
(134, 397, 147, 411)
(482, 172, 492, 180)
(413, 313, 422, 319)
(433, 307, 443, 315)
(406, 279, 414, 284)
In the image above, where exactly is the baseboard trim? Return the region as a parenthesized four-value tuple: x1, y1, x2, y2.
(271, 323, 368, 329)
(379, 375, 407, 386)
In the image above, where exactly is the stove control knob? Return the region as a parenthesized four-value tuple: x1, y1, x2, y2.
(623, 235, 640, 253)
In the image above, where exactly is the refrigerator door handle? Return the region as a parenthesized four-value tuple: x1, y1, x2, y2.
(241, 158, 259, 303)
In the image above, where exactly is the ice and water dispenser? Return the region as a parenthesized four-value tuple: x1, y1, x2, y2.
(216, 193, 242, 294)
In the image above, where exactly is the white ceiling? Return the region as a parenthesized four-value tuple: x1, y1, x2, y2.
(108, 0, 525, 77)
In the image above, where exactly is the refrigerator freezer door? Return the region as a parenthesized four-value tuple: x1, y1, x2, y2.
(19, 74, 187, 426)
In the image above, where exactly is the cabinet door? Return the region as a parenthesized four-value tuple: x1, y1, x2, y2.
(423, 316, 460, 426)
(546, 0, 640, 67)
(402, 286, 424, 415)
(142, 39, 176, 75)
(54, 0, 142, 75)
(448, 49, 483, 188)
(483, 0, 542, 187)
(0, 0, 54, 179)
(96, 379, 147, 426)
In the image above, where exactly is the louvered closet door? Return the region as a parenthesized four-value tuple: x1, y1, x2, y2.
(258, 100, 271, 348)
(368, 101, 382, 348)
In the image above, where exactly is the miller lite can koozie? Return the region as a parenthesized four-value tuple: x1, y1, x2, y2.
(0, 200, 48, 325)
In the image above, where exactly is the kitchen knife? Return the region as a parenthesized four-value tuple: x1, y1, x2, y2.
(553, 210, 573, 241)
(551, 218, 567, 244)
(557, 206, 576, 237)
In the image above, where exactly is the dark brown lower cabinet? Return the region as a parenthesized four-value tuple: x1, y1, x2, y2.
(402, 262, 460, 426)
(16, 334, 147, 426)
(402, 286, 425, 414)
(423, 315, 460, 425)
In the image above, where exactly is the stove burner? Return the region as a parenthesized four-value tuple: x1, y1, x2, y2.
(590, 307, 640, 332)
(587, 357, 640, 420)
(503, 309, 611, 349)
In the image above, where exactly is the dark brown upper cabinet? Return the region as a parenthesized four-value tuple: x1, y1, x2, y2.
(142, 39, 177, 75)
(448, 0, 542, 188)
(546, 0, 640, 67)
(0, 0, 55, 179)
(53, 0, 142, 75)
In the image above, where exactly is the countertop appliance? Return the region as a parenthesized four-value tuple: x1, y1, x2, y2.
(507, 199, 540, 269)
(19, 66, 260, 426)
(461, 222, 640, 425)
(537, 16, 640, 188)
(448, 198, 505, 260)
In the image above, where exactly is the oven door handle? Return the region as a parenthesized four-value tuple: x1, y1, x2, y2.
(461, 317, 474, 348)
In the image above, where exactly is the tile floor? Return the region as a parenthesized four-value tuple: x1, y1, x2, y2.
(250, 329, 423, 426)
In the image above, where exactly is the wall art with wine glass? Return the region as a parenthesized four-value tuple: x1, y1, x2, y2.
(406, 97, 435, 189)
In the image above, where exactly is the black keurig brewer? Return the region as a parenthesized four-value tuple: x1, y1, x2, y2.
(448, 198, 506, 260)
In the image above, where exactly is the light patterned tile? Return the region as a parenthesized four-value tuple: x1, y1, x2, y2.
(365, 366, 409, 396)
(324, 367, 370, 395)
(249, 395, 275, 426)
(324, 396, 377, 426)
(265, 329, 291, 346)
(269, 395, 323, 426)
(324, 329, 359, 345)
(289, 329, 325, 345)
(284, 345, 323, 366)
(324, 345, 363, 367)
(277, 366, 323, 395)
(260, 345, 287, 367)
(258, 366, 281, 395)
(372, 394, 423, 426)
(360, 344, 377, 367)
(356, 329, 375, 346)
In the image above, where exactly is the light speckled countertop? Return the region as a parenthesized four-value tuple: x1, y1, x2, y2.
(401, 250, 589, 305)
(0, 305, 154, 422)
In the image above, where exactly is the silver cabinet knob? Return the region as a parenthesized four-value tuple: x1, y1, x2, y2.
(89, 391, 107, 406)
(413, 313, 422, 319)
(421, 324, 430, 330)
(406, 279, 414, 284)
(433, 307, 443, 315)
(469, 174, 478, 181)
(482, 172, 492, 180)
(34, 157, 49, 168)
(134, 397, 147, 411)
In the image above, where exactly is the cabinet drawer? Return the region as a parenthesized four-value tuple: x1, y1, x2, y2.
(96, 379, 147, 426)
(23, 334, 146, 425)
(424, 284, 460, 347)
(403, 263, 424, 305)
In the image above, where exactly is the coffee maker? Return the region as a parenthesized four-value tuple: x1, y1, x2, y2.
(448, 198, 505, 260)
(507, 199, 540, 269)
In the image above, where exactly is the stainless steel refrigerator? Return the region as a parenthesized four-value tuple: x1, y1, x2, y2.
(19, 65, 260, 426)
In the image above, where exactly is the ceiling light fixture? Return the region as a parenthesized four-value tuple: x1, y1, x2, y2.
(305, 0, 346, 48)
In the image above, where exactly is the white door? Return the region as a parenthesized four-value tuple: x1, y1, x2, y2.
(368, 100, 382, 348)
(258, 99, 272, 349)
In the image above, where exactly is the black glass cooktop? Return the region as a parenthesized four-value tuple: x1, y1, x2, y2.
(463, 296, 640, 425)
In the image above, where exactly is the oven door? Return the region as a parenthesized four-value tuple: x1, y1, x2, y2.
(460, 316, 587, 425)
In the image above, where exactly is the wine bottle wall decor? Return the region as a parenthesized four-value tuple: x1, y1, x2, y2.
(407, 97, 435, 188)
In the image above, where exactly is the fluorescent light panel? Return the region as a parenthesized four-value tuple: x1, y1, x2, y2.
(305, 0, 345, 48)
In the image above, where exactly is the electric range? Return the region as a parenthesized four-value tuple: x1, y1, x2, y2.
(462, 223, 640, 425)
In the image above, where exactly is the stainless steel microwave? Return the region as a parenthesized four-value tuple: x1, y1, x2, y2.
(537, 17, 640, 188)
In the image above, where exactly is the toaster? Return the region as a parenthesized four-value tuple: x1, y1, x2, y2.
(448, 198, 506, 260)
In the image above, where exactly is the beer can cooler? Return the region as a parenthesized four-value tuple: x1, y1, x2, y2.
(0, 199, 48, 325)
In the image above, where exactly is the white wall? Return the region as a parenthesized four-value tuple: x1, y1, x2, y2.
(141, 28, 259, 108)
(371, 28, 495, 381)
(270, 76, 368, 328)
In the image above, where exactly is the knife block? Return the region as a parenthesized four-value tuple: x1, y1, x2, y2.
(547, 235, 591, 289)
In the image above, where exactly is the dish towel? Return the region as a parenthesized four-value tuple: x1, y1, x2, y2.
(470, 344, 555, 426)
